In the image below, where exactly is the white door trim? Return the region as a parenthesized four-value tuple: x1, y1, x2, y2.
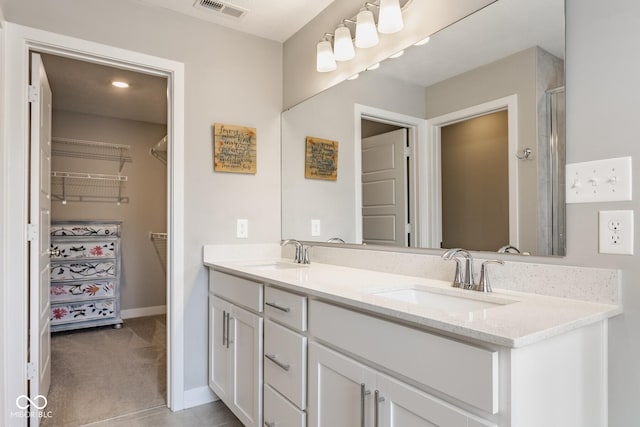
(426, 94, 519, 249)
(354, 104, 428, 247)
(1, 23, 185, 426)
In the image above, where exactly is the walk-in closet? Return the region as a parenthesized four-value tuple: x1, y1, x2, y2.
(39, 53, 169, 426)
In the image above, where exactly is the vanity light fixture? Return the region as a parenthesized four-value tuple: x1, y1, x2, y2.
(334, 23, 355, 61)
(355, 6, 379, 48)
(347, 73, 360, 80)
(316, 36, 337, 72)
(377, 0, 404, 34)
(111, 81, 129, 88)
(389, 50, 404, 58)
(366, 62, 381, 71)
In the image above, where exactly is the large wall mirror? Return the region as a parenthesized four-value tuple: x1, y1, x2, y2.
(282, 0, 565, 256)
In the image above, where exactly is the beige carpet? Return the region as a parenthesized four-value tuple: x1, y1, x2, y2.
(42, 315, 167, 427)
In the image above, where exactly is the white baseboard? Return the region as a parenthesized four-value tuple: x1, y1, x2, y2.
(183, 386, 218, 409)
(121, 305, 166, 319)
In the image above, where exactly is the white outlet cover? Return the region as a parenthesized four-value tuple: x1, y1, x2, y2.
(566, 157, 632, 203)
(236, 219, 249, 239)
(599, 210, 634, 255)
(311, 219, 321, 237)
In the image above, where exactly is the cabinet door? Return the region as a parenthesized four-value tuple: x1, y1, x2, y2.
(377, 373, 477, 427)
(308, 342, 376, 427)
(230, 304, 263, 427)
(209, 295, 231, 401)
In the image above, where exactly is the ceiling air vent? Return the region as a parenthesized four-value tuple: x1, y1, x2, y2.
(194, 0, 248, 19)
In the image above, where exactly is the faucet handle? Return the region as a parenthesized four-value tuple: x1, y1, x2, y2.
(472, 260, 504, 293)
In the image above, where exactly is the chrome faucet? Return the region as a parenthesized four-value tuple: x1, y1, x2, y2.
(327, 237, 345, 243)
(281, 239, 310, 264)
(472, 260, 504, 293)
(498, 245, 530, 255)
(442, 248, 475, 289)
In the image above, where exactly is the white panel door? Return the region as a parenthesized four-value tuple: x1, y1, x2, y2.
(209, 296, 231, 401)
(308, 342, 376, 427)
(230, 304, 263, 427)
(362, 129, 408, 246)
(28, 52, 53, 425)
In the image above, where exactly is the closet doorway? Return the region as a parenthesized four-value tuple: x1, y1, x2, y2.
(36, 52, 170, 426)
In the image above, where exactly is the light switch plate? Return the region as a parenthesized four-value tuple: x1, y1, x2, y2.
(311, 219, 321, 237)
(566, 157, 632, 203)
(599, 210, 634, 255)
(236, 219, 248, 239)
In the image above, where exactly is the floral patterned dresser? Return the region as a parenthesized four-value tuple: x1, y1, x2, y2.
(49, 221, 123, 332)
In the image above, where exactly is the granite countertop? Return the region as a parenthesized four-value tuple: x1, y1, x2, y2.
(205, 257, 621, 348)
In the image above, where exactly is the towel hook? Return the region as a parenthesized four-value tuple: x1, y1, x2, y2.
(516, 147, 533, 160)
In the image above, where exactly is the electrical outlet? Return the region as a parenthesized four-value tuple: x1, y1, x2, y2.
(311, 219, 321, 237)
(599, 210, 633, 254)
(236, 219, 248, 239)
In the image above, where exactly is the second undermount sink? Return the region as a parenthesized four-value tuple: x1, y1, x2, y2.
(243, 262, 308, 271)
(372, 286, 512, 313)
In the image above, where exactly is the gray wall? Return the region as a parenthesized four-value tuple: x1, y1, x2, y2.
(51, 110, 167, 312)
(0, 0, 282, 390)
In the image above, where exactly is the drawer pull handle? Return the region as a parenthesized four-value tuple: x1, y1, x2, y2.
(225, 311, 231, 349)
(360, 383, 371, 427)
(265, 353, 290, 371)
(265, 302, 291, 313)
(374, 390, 384, 427)
(222, 310, 227, 346)
(265, 422, 276, 427)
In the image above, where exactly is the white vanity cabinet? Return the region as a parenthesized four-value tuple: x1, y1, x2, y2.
(209, 271, 264, 427)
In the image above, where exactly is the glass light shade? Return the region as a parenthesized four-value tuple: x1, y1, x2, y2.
(378, 0, 404, 34)
(355, 8, 379, 48)
(316, 39, 337, 72)
(333, 24, 355, 61)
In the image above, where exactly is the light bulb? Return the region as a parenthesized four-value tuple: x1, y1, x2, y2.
(333, 24, 355, 61)
(378, 0, 404, 34)
(355, 7, 379, 48)
(316, 39, 337, 72)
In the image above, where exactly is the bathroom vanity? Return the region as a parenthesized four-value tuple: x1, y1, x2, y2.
(204, 249, 619, 427)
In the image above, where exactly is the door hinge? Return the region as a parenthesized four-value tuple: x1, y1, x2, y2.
(27, 362, 36, 380)
(27, 223, 38, 241)
(404, 146, 411, 158)
(28, 85, 39, 103)
(405, 223, 412, 234)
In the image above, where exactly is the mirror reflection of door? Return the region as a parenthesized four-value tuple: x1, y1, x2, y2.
(361, 122, 409, 247)
(440, 110, 509, 251)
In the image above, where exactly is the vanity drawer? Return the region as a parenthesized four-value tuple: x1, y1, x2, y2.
(209, 270, 263, 313)
(309, 300, 498, 414)
(264, 384, 306, 427)
(265, 286, 307, 331)
(264, 319, 307, 409)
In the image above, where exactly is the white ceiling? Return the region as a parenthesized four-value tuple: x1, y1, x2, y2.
(136, 0, 336, 42)
(41, 54, 168, 125)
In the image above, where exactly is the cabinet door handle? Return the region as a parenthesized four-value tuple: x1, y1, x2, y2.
(225, 312, 231, 349)
(374, 390, 384, 427)
(265, 353, 290, 371)
(222, 309, 227, 346)
(360, 383, 371, 427)
(264, 422, 276, 427)
(265, 301, 291, 313)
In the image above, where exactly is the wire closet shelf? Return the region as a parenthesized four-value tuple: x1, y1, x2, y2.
(51, 171, 129, 205)
(52, 137, 132, 173)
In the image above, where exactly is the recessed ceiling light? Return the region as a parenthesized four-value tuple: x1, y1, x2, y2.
(111, 81, 129, 88)
(389, 50, 405, 59)
(414, 36, 431, 46)
(366, 63, 381, 71)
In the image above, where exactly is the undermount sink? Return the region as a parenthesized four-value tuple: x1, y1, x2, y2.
(372, 286, 511, 313)
(243, 262, 308, 271)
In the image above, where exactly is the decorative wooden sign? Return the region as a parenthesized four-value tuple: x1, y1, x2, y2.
(213, 123, 257, 174)
(305, 136, 338, 181)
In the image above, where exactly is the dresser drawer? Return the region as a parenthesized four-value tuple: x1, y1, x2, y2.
(264, 384, 306, 427)
(264, 319, 307, 409)
(209, 270, 263, 313)
(265, 286, 307, 331)
(51, 299, 115, 325)
(51, 222, 120, 237)
(50, 280, 116, 303)
(50, 260, 116, 281)
(50, 240, 117, 260)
